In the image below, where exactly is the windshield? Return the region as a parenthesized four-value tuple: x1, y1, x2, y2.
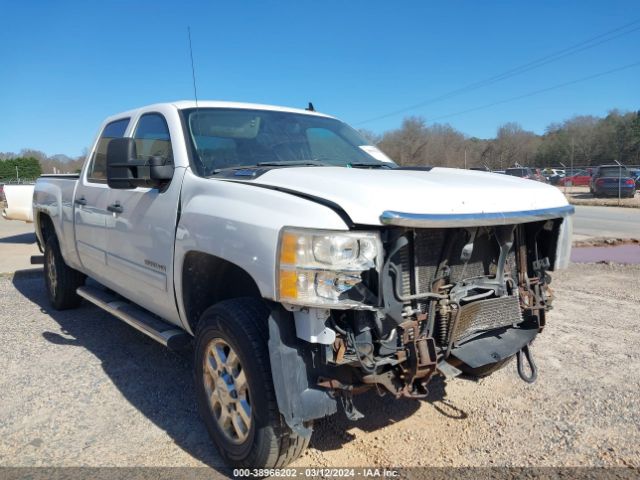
(183, 108, 395, 176)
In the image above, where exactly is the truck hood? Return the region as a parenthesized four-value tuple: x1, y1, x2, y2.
(251, 166, 572, 226)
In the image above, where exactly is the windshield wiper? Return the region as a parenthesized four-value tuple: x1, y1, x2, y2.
(209, 165, 261, 175)
(348, 162, 395, 169)
(257, 161, 326, 167)
(208, 160, 326, 176)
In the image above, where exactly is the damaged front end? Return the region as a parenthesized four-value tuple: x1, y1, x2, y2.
(271, 207, 573, 430)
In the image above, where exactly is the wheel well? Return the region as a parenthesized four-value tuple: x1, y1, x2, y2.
(182, 251, 262, 333)
(38, 213, 54, 242)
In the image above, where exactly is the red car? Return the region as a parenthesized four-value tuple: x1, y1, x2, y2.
(559, 170, 591, 186)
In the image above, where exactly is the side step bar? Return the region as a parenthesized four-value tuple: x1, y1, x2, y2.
(77, 285, 191, 350)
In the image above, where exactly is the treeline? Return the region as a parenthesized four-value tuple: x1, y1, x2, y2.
(0, 149, 85, 181)
(0, 157, 42, 181)
(366, 109, 640, 170)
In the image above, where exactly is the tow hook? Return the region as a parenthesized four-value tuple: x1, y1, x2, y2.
(517, 344, 537, 383)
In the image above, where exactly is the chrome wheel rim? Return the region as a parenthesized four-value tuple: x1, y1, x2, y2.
(47, 249, 57, 295)
(203, 338, 252, 444)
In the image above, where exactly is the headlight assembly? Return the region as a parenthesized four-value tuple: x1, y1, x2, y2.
(277, 228, 382, 308)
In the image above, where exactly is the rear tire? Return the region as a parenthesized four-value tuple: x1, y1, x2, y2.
(194, 298, 310, 469)
(44, 234, 86, 310)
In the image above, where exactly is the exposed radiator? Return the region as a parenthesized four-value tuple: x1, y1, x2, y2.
(449, 295, 523, 345)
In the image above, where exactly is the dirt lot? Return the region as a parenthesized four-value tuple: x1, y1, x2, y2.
(562, 186, 640, 208)
(0, 263, 638, 473)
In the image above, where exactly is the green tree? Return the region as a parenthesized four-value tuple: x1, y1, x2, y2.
(0, 157, 42, 181)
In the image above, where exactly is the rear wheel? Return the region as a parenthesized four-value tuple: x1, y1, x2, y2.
(44, 234, 85, 310)
(194, 298, 310, 468)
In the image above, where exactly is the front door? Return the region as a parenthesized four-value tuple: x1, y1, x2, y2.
(105, 112, 182, 323)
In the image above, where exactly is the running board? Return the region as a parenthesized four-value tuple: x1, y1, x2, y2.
(77, 285, 191, 350)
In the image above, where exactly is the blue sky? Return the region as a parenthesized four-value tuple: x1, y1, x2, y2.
(0, 0, 638, 156)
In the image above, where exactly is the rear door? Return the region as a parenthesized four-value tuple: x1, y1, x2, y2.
(105, 111, 182, 322)
(74, 118, 129, 279)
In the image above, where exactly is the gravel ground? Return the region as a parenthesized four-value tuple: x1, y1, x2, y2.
(0, 264, 639, 473)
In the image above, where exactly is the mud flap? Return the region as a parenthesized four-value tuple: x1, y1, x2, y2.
(449, 326, 538, 369)
(267, 307, 338, 438)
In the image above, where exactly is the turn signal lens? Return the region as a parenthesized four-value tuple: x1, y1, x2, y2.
(278, 269, 298, 299)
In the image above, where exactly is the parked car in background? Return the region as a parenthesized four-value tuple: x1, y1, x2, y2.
(505, 167, 534, 180)
(504, 167, 546, 182)
(589, 165, 636, 198)
(629, 169, 640, 189)
(559, 170, 591, 187)
(469, 166, 489, 172)
(542, 168, 566, 185)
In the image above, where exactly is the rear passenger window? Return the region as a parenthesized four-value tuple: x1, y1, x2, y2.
(87, 118, 130, 183)
(134, 113, 173, 163)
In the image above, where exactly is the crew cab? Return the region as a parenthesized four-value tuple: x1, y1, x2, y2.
(32, 101, 574, 468)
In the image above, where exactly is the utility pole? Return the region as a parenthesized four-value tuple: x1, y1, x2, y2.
(464, 148, 467, 169)
(560, 161, 567, 195)
(570, 137, 574, 195)
(614, 159, 623, 206)
(16, 166, 19, 183)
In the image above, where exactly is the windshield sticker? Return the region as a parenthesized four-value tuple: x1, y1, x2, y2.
(359, 145, 393, 163)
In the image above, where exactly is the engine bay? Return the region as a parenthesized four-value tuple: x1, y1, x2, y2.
(313, 219, 563, 414)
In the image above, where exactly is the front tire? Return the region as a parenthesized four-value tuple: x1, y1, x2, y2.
(194, 298, 309, 469)
(44, 234, 85, 310)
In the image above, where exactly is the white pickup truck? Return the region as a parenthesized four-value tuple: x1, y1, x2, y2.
(32, 101, 573, 468)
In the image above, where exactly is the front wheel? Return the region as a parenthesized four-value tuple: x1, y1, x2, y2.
(194, 298, 310, 468)
(44, 234, 85, 310)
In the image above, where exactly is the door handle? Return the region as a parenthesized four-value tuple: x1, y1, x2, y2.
(107, 202, 123, 214)
(74, 197, 87, 206)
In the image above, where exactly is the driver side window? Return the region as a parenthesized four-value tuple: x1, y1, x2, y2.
(134, 113, 173, 163)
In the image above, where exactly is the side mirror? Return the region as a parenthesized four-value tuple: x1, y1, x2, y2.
(106, 138, 174, 189)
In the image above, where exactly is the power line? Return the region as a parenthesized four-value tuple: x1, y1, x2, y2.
(427, 61, 640, 122)
(356, 19, 640, 125)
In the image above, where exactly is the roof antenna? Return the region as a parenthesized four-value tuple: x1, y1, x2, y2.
(306, 102, 315, 112)
(187, 26, 199, 108)
(187, 26, 206, 173)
